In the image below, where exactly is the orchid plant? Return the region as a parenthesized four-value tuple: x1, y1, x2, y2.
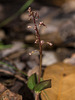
(27, 7, 52, 100)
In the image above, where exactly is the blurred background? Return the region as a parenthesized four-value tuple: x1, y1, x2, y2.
(0, 0, 75, 100)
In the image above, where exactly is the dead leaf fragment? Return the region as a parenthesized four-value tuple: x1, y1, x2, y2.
(0, 83, 7, 94)
(41, 62, 75, 100)
(0, 90, 22, 100)
(0, 83, 22, 100)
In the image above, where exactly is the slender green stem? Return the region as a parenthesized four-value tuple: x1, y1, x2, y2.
(0, 61, 28, 77)
(0, 0, 34, 27)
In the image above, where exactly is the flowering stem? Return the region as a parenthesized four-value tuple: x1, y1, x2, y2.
(32, 15, 42, 83)
(28, 7, 43, 100)
(28, 7, 52, 100)
(32, 11, 42, 100)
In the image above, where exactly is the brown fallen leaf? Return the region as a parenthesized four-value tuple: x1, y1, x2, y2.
(0, 69, 26, 84)
(0, 83, 22, 100)
(64, 53, 75, 65)
(0, 69, 14, 76)
(0, 83, 7, 95)
(38, 0, 75, 7)
(1, 42, 24, 58)
(27, 66, 39, 77)
(0, 90, 22, 100)
(41, 62, 75, 100)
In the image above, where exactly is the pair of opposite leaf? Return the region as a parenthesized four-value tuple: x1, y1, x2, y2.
(27, 73, 51, 93)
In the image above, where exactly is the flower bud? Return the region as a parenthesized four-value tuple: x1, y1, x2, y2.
(39, 21, 46, 27)
(41, 40, 45, 45)
(27, 26, 32, 28)
(47, 42, 53, 46)
(28, 7, 32, 13)
(35, 39, 38, 44)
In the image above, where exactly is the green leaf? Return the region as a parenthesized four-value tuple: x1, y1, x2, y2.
(0, 0, 34, 27)
(34, 79, 51, 93)
(0, 61, 27, 77)
(0, 43, 12, 50)
(27, 73, 37, 90)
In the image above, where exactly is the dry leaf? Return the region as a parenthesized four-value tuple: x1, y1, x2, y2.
(27, 66, 39, 77)
(0, 90, 22, 100)
(41, 62, 75, 100)
(0, 83, 22, 100)
(0, 83, 7, 94)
